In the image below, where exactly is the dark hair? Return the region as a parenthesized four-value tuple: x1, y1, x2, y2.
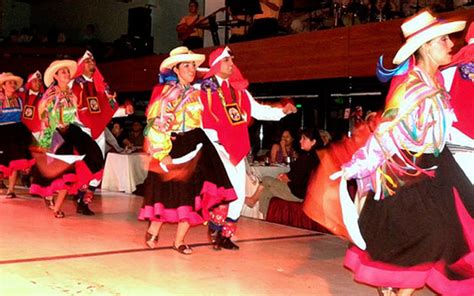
(300, 127, 324, 149)
(189, 0, 198, 7)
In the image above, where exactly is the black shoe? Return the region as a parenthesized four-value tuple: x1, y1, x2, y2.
(220, 237, 239, 250)
(5, 192, 17, 199)
(76, 203, 95, 215)
(208, 229, 222, 251)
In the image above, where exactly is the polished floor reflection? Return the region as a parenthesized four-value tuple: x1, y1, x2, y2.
(0, 188, 435, 295)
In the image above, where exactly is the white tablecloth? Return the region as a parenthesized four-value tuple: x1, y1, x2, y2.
(101, 152, 150, 193)
(241, 164, 290, 219)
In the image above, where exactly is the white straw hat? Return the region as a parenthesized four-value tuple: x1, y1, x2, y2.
(0, 72, 23, 88)
(160, 46, 205, 72)
(44, 59, 77, 87)
(392, 10, 466, 65)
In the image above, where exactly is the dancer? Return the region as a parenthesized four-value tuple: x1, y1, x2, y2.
(138, 46, 236, 254)
(200, 46, 296, 250)
(31, 59, 103, 218)
(441, 22, 474, 184)
(0, 72, 35, 198)
(332, 11, 474, 295)
(18, 71, 45, 188)
(19, 70, 44, 138)
(71, 50, 131, 215)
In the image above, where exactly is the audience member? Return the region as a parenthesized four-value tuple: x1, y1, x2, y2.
(319, 129, 332, 146)
(82, 24, 99, 45)
(123, 120, 145, 149)
(270, 129, 297, 164)
(245, 127, 322, 218)
(105, 121, 127, 153)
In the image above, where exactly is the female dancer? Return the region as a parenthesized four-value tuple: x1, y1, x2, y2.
(138, 47, 236, 254)
(0, 72, 35, 198)
(31, 60, 103, 218)
(335, 11, 474, 295)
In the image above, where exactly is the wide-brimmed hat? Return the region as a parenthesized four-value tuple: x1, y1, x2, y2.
(392, 10, 466, 65)
(44, 59, 77, 87)
(0, 72, 23, 88)
(159, 46, 205, 72)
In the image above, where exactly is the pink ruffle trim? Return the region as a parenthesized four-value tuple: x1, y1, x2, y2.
(344, 191, 474, 295)
(0, 159, 35, 176)
(138, 180, 237, 225)
(200, 181, 237, 220)
(30, 173, 79, 197)
(138, 200, 204, 226)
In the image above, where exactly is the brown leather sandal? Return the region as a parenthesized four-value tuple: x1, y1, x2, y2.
(5, 192, 17, 199)
(172, 243, 193, 255)
(44, 196, 55, 209)
(145, 232, 159, 249)
(54, 210, 65, 218)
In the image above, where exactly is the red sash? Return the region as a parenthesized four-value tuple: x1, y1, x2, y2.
(72, 80, 117, 139)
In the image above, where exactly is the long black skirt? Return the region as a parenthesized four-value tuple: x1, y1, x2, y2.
(0, 122, 34, 176)
(138, 128, 236, 226)
(345, 148, 474, 294)
(30, 124, 103, 197)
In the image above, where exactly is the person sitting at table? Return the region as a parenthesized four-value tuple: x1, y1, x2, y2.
(104, 125, 125, 154)
(270, 129, 297, 164)
(123, 119, 145, 150)
(245, 127, 322, 218)
(110, 121, 127, 146)
(138, 46, 236, 255)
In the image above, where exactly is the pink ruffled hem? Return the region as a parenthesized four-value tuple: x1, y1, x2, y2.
(0, 159, 35, 177)
(344, 191, 474, 295)
(138, 200, 204, 226)
(345, 248, 474, 295)
(30, 173, 79, 197)
(200, 181, 237, 220)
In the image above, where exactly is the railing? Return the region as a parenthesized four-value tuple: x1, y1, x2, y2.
(0, 10, 472, 92)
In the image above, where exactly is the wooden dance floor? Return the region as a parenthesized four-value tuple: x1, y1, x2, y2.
(1, 188, 435, 295)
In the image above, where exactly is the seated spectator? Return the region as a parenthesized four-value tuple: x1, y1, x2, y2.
(270, 129, 297, 164)
(319, 129, 332, 147)
(245, 127, 322, 218)
(105, 122, 127, 153)
(6, 29, 19, 44)
(82, 24, 99, 45)
(18, 27, 32, 44)
(123, 120, 144, 149)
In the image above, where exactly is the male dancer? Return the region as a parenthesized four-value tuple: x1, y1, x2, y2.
(441, 22, 474, 183)
(200, 47, 296, 249)
(71, 50, 132, 215)
(18, 71, 45, 187)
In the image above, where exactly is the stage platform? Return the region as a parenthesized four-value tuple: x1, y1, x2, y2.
(0, 188, 435, 295)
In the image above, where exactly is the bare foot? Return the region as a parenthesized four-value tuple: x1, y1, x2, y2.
(245, 184, 264, 207)
(245, 196, 258, 208)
